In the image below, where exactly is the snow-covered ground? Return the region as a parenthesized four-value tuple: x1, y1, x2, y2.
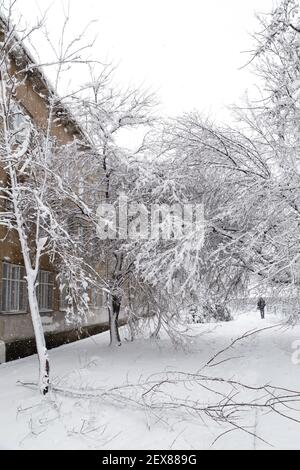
(1, 311, 300, 450)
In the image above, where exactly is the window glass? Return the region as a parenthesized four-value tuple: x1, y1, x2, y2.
(8, 101, 31, 146)
(1, 262, 28, 313)
(37, 270, 54, 311)
(1, 263, 54, 313)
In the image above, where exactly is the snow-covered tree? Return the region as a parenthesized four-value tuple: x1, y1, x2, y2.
(0, 5, 99, 394)
(72, 66, 157, 345)
(156, 0, 300, 304)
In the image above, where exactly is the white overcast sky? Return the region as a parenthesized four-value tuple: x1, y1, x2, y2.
(12, 0, 276, 123)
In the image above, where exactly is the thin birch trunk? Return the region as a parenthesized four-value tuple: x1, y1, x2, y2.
(108, 294, 121, 346)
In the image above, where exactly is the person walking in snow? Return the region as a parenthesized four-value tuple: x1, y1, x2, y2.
(257, 297, 266, 319)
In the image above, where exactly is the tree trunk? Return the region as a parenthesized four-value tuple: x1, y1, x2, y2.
(13, 190, 50, 395)
(151, 309, 162, 339)
(109, 294, 121, 346)
(11, 177, 50, 395)
(27, 277, 50, 395)
(128, 314, 135, 342)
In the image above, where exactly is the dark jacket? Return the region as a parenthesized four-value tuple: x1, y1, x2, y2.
(257, 297, 266, 309)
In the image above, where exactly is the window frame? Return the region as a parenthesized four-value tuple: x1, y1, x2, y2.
(1, 262, 28, 314)
(37, 270, 54, 313)
(1, 263, 55, 314)
(8, 100, 31, 146)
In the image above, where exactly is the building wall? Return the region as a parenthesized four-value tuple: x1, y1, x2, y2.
(0, 306, 115, 342)
(8, 60, 82, 145)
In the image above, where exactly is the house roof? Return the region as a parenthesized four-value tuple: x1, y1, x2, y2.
(0, 12, 90, 146)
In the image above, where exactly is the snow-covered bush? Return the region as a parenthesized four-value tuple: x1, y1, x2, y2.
(189, 302, 233, 324)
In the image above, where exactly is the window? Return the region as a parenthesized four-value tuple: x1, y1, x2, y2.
(1, 264, 54, 313)
(59, 282, 70, 312)
(8, 101, 31, 145)
(37, 271, 54, 312)
(90, 289, 103, 308)
(2, 263, 28, 313)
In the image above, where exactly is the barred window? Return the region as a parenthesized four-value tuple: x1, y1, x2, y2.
(59, 281, 69, 311)
(90, 289, 104, 308)
(2, 263, 28, 313)
(37, 271, 54, 312)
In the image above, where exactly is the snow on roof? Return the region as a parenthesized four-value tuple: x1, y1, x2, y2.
(0, 12, 90, 146)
